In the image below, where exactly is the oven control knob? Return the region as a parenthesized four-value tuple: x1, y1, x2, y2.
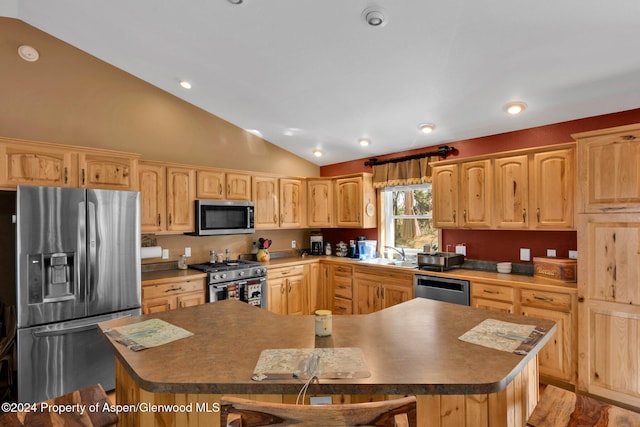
(213, 274, 220, 280)
(221, 273, 227, 279)
(239, 271, 245, 277)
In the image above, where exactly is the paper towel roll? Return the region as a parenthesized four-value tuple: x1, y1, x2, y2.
(141, 246, 162, 259)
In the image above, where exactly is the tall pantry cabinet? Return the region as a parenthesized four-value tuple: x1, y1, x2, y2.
(573, 123, 640, 410)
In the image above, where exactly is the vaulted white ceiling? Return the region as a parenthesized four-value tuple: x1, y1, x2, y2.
(3, 1, 640, 165)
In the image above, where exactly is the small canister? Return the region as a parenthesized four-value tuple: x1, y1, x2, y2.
(315, 310, 332, 336)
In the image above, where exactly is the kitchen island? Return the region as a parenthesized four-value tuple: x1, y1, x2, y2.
(99, 298, 555, 427)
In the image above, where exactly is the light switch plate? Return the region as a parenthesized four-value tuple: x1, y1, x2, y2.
(520, 248, 531, 261)
(569, 250, 578, 259)
(455, 245, 466, 256)
(185, 247, 191, 257)
(546, 249, 556, 257)
(162, 249, 169, 259)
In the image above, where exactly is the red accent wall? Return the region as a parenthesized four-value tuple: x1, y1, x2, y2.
(320, 108, 640, 262)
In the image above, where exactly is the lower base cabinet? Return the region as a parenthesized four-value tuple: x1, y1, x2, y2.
(142, 276, 207, 314)
(267, 265, 306, 315)
(353, 267, 413, 314)
(471, 280, 576, 385)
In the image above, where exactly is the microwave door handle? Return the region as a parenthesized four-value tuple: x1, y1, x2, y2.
(247, 207, 251, 228)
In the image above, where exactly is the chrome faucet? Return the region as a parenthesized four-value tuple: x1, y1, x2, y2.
(384, 246, 406, 261)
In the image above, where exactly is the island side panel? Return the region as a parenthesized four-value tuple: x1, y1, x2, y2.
(114, 357, 539, 427)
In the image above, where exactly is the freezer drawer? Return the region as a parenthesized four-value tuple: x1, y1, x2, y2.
(16, 308, 140, 403)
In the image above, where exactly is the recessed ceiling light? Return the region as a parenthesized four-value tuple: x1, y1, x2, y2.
(362, 7, 387, 27)
(418, 123, 435, 134)
(312, 149, 323, 157)
(358, 138, 370, 146)
(179, 81, 192, 89)
(18, 45, 39, 62)
(505, 102, 527, 115)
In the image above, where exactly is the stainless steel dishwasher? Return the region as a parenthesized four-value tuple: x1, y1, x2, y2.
(414, 273, 470, 306)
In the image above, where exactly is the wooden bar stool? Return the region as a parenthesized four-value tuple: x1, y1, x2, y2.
(0, 384, 118, 427)
(221, 395, 416, 427)
(527, 385, 640, 427)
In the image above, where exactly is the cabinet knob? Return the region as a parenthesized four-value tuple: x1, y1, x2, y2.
(536, 208, 541, 222)
(578, 296, 585, 303)
(453, 210, 456, 222)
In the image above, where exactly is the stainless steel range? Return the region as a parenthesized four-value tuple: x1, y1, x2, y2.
(189, 260, 267, 308)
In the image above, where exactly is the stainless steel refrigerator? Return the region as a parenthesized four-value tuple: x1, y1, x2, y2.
(3, 185, 141, 403)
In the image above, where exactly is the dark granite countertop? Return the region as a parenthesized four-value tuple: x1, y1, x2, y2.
(99, 298, 555, 396)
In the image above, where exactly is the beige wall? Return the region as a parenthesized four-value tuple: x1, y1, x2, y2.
(0, 18, 319, 177)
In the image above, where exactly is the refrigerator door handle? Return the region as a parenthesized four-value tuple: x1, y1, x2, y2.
(33, 323, 98, 337)
(78, 199, 87, 305)
(87, 200, 97, 301)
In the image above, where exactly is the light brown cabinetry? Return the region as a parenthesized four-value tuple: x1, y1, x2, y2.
(433, 160, 491, 228)
(573, 124, 640, 409)
(139, 161, 196, 233)
(308, 263, 329, 314)
(196, 169, 251, 200)
(267, 265, 306, 315)
(471, 281, 515, 313)
(471, 280, 576, 385)
(434, 144, 575, 230)
(519, 288, 574, 383)
(0, 137, 139, 190)
(307, 179, 334, 227)
(331, 265, 353, 315)
(335, 174, 376, 228)
(353, 267, 413, 314)
(574, 124, 640, 213)
(252, 176, 306, 229)
(142, 276, 206, 314)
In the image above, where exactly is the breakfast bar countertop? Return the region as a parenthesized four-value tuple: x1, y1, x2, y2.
(98, 298, 556, 397)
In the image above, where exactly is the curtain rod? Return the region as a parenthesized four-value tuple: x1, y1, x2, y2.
(364, 145, 456, 167)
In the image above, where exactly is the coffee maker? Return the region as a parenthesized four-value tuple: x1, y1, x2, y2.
(310, 232, 323, 255)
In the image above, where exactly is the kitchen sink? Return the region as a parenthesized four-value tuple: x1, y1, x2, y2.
(359, 258, 418, 269)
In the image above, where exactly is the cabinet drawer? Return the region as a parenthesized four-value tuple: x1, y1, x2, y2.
(334, 277, 353, 299)
(332, 265, 353, 277)
(268, 265, 305, 278)
(520, 289, 572, 312)
(142, 279, 204, 299)
(353, 268, 412, 287)
(333, 297, 352, 315)
(471, 282, 514, 302)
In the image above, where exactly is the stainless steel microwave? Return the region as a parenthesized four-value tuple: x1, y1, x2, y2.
(195, 200, 255, 236)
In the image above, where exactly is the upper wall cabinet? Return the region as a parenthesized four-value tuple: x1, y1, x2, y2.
(335, 173, 376, 228)
(0, 137, 139, 190)
(307, 178, 334, 228)
(573, 124, 640, 214)
(433, 160, 492, 228)
(139, 161, 196, 234)
(77, 150, 138, 190)
(196, 169, 251, 201)
(252, 176, 306, 229)
(433, 143, 575, 230)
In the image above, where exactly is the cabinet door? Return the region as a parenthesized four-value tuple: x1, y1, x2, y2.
(432, 165, 459, 228)
(177, 292, 206, 309)
(78, 152, 137, 190)
(267, 278, 286, 315)
(494, 155, 529, 229)
(253, 176, 279, 229)
(381, 283, 411, 310)
(286, 275, 306, 315)
(335, 177, 363, 227)
(531, 148, 574, 229)
(0, 140, 77, 188)
(521, 305, 572, 382)
(575, 125, 640, 213)
(279, 178, 306, 228)
(354, 279, 380, 314)
(226, 173, 251, 201)
(577, 214, 640, 408)
(139, 163, 166, 233)
(142, 296, 175, 314)
(196, 170, 225, 199)
(460, 160, 492, 228)
(308, 179, 334, 227)
(308, 263, 328, 313)
(166, 167, 196, 232)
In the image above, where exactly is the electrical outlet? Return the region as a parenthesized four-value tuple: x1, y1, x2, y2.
(569, 250, 578, 259)
(546, 249, 556, 257)
(520, 248, 531, 261)
(310, 396, 332, 405)
(162, 249, 169, 259)
(291, 240, 296, 249)
(185, 247, 191, 257)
